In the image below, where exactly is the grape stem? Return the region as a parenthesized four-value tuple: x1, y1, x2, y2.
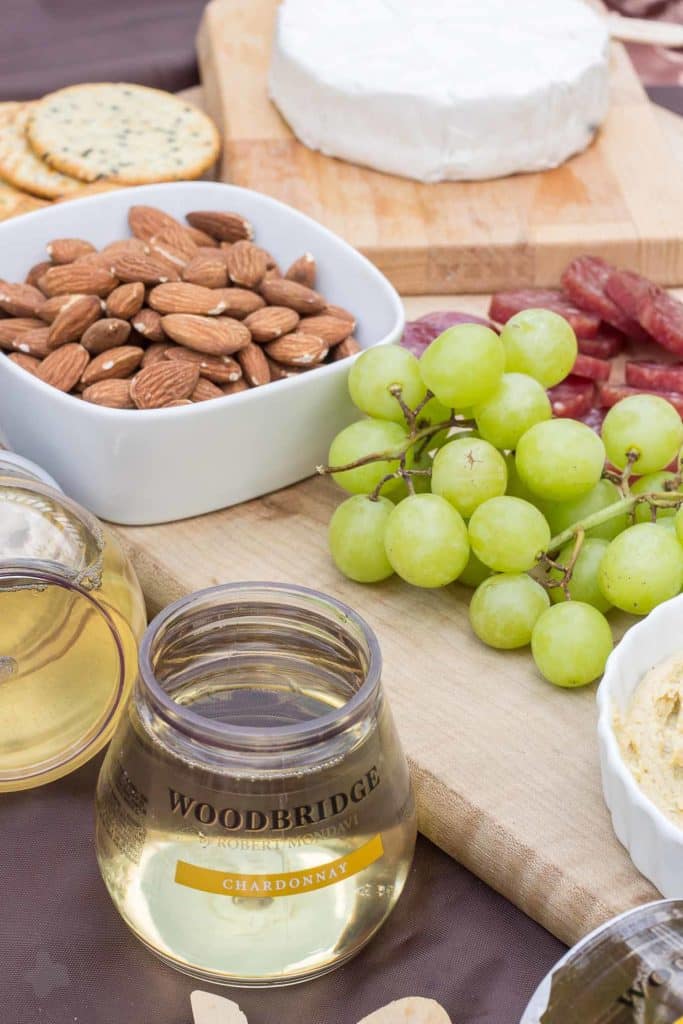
(547, 491, 683, 551)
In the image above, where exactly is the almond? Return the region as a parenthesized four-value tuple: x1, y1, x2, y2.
(244, 306, 299, 342)
(296, 314, 353, 345)
(149, 238, 192, 270)
(323, 303, 356, 326)
(148, 282, 227, 316)
(259, 278, 326, 315)
(38, 293, 87, 324)
(128, 205, 185, 243)
(39, 262, 118, 298)
(191, 378, 224, 402)
(130, 361, 199, 409)
(222, 378, 250, 395)
(264, 332, 328, 366)
(46, 238, 97, 264)
(8, 352, 40, 375)
(37, 343, 89, 391)
(105, 282, 145, 320)
(263, 265, 283, 282)
(226, 240, 268, 288)
(332, 335, 362, 360)
(81, 344, 144, 385)
(265, 356, 302, 381)
(161, 314, 251, 356)
(142, 341, 175, 367)
(109, 250, 179, 285)
(101, 238, 149, 258)
(163, 399, 193, 407)
(185, 225, 219, 248)
(150, 226, 198, 262)
(132, 308, 166, 343)
(164, 346, 242, 384)
(25, 261, 53, 291)
(285, 253, 316, 288)
(181, 253, 228, 289)
(81, 318, 132, 354)
(0, 282, 46, 317)
(0, 317, 45, 348)
(10, 327, 51, 358)
(186, 210, 253, 243)
(237, 343, 270, 387)
(82, 378, 134, 409)
(214, 287, 265, 319)
(47, 294, 102, 349)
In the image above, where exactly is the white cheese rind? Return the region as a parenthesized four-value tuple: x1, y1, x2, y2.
(268, 0, 610, 183)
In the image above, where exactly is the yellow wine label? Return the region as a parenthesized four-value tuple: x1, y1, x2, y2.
(175, 833, 384, 898)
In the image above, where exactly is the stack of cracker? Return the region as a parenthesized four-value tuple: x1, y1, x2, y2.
(0, 83, 220, 221)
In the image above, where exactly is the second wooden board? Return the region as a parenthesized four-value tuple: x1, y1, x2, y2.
(197, 0, 683, 294)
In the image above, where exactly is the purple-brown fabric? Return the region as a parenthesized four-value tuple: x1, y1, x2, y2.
(0, 756, 564, 1024)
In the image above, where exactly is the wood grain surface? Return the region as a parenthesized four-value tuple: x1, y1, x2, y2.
(196, 0, 683, 294)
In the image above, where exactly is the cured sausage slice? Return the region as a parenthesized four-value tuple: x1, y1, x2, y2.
(578, 331, 624, 359)
(561, 256, 648, 340)
(572, 353, 611, 381)
(605, 268, 658, 321)
(638, 291, 683, 357)
(548, 376, 596, 418)
(598, 382, 683, 416)
(488, 289, 601, 338)
(625, 360, 683, 394)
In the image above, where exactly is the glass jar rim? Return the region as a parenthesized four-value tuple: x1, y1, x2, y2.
(138, 581, 383, 751)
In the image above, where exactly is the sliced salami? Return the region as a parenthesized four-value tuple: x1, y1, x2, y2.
(400, 311, 494, 356)
(598, 382, 683, 417)
(625, 360, 683, 394)
(638, 291, 683, 357)
(548, 376, 596, 418)
(488, 289, 600, 338)
(580, 406, 606, 433)
(572, 353, 611, 382)
(578, 331, 624, 359)
(561, 256, 648, 340)
(605, 268, 658, 321)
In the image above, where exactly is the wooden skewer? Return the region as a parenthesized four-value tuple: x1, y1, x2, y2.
(608, 12, 683, 49)
(191, 991, 249, 1024)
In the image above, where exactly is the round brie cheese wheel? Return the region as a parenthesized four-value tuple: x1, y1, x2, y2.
(268, 0, 610, 182)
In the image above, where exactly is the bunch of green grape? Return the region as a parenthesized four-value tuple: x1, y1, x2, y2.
(323, 310, 683, 689)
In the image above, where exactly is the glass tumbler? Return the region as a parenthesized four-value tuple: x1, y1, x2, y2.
(95, 582, 417, 986)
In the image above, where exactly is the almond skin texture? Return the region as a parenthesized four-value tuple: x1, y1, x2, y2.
(142, 341, 175, 367)
(226, 240, 268, 288)
(38, 293, 87, 324)
(284, 253, 316, 288)
(105, 282, 145, 320)
(39, 262, 118, 298)
(244, 306, 299, 342)
(129, 206, 185, 243)
(0, 282, 46, 318)
(149, 238, 192, 270)
(164, 346, 242, 384)
(259, 278, 326, 315)
(47, 294, 102, 349)
(130, 361, 199, 409)
(148, 282, 226, 316)
(8, 352, 40, 375)
(213, 287, 265, 319)
(81, 318, 132, 354)
(37, 343, 89, 391)
(82, 379, 134, 409)
(26, 261, 53, 291)
(222, 378, 249, 396)
(150, 224, 198, 260)
(11, 327, 51, 358)
(81, 344, 144, 385)
(264, 332, 328, 366)
(332, 335, 362, 360)
(101, 238, 149, 259)
(108, 251, 179, 285)
(191, 378, 224, 402)
(181, 253, 228, 289)
(0, 318, 46, 348)
(237, 343, 270, 387)
(295, 314, 353, 345)
(47, 238, 97, 264)
(323, 303, 356, 326)
(185, 225, 219, 248)
(162, 399, 193, 407)
(265, 356, 294, 381)
(186, 210, 253, 243)
(132, 308, 166, 343)
(161, 314, 251, 356)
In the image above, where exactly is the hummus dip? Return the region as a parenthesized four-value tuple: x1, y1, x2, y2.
(616, 652, 683, 827)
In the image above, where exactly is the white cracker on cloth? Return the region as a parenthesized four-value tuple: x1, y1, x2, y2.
(0, 102, 84, 199)
(190, 991, 248, 1024)
(358, 998, 452, 1024)
(27, 82, 220, 185)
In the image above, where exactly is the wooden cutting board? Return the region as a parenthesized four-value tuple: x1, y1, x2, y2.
(196, 0, 683, 294)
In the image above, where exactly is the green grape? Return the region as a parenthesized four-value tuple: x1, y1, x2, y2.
(328, 419, 408, 495)
(415, 395, 452, 449)
(500, 308, 577, 388)
(419, 324, 505, 409)
(328, 495, 394, 583)
(389, 447, 433, 501)
(468, 496, 551, 572)
(504, 453, 539, 503)
(457, 549, 492, 589)
(531, 602, 613, 688)
(631, 471, 683, 523)
(598, 522, 683, 614)
(515, 419, 606, 502)
(347, 345, 426, 423)
(473, 373, 552, 451)
(469, 573, 550, 649)
(539, 479, 627, 542)
(675, 506, 683, 546)
(548, 538, 612, 612)
(384, 493, 469, 587)
(431, 437, 507, 518)
(602, 394, 683, 474)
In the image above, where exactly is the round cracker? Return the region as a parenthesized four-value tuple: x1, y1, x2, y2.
(0, 102, 85, 199)
(26, 83, 220, 186)
(0, 176, 50, 220)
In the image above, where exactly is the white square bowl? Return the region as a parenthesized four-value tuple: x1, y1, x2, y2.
(0, 182, 404, 525)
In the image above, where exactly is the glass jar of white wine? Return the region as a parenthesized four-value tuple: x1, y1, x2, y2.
(95, 582, 416, 986)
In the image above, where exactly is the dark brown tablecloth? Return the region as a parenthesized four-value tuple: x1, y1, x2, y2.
(0, 756, 564, 1024)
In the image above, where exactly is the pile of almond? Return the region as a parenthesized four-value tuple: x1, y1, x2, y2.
(0, 205, 360, 409)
